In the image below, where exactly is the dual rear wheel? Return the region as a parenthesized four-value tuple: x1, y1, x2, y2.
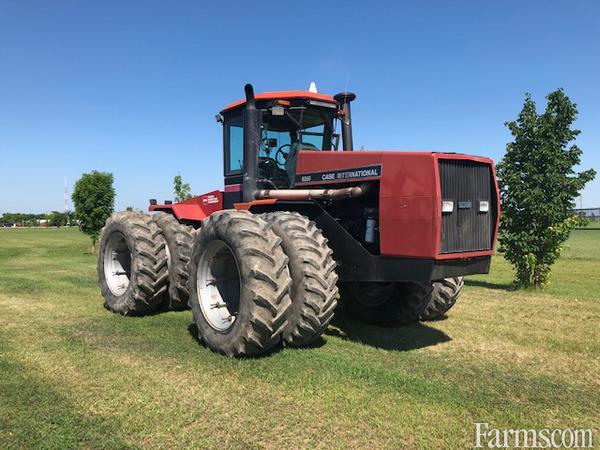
(98, 212, 194, 315)
(98, 210, 338, 357)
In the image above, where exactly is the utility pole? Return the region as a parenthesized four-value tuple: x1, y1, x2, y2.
(64, 177, 70, 225)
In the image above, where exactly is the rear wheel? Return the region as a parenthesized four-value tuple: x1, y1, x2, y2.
(97, 212, 168, 315)
(187, 210, 292, 357)
(339, 281, 432, 325)
(419, 277, 464, 320)
(263, 212, 338, 347)
(151, 212, 194, 310)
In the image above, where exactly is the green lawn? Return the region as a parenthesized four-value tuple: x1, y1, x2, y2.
(0, 228, 598, 449)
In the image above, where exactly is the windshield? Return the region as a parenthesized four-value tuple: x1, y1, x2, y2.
(261, 105, 337, 155)
(223, 104, 338, 175)
(299, 124, 326, 149)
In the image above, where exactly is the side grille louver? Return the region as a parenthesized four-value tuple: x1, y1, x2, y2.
(439, 160, 496, 254)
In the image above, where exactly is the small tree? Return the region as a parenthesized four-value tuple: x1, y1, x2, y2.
(173, 174, 193, 202)
(497, 89, 596, 287)
(72, 171, 115, 252)
(48, 211, 64, 227)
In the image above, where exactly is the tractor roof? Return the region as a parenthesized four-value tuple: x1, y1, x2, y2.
(221, 90, 337, 114)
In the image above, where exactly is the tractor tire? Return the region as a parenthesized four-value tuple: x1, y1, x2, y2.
(98, 212, 168, 315)
(339, 281, 432, 325)
(419, 277, 464, 321)
(263, 212, 338, 347)
(151, 212, 195, 310)
(187, 210, 292, 357)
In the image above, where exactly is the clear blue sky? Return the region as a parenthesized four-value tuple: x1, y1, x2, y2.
(1, 0, 598, 213)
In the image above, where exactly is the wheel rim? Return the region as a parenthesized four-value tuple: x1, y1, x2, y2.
(103, 232, 132, 296)
(196, 240, 241, 332)
(164, 242, 171, 271)
(353, 282, 395, 307)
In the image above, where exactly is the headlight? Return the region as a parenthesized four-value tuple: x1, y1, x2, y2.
(442, 200, 454, 213)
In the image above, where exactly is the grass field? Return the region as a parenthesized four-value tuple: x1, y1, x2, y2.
(0, 228, 598, 449)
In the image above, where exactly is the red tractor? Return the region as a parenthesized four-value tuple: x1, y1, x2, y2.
(97, 84, 500, 357)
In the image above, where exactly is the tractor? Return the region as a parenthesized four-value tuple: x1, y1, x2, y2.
(97, 83, 500, 357)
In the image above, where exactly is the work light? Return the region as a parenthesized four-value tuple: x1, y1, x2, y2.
(442, 200, 454, 213)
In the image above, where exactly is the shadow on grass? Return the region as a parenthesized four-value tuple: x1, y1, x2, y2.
(186, 311, 448, 355)
(464, 279, 515, 291)
(326, 313, 451, 352)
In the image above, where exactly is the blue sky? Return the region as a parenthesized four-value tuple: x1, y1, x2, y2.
(1, 0, 598, 212)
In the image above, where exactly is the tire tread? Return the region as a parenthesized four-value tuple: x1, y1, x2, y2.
(263, 211, 339, 347)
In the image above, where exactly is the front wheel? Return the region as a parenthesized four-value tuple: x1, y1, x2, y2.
(187, 210, 292, 357)
(339, 281, 432, 325)
(419, 277, 464, 321)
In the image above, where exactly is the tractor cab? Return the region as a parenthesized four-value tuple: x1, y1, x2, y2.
(219, 89, 349, 206)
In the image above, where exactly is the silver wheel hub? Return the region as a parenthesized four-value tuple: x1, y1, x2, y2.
(196, 240, 241, 332)
(103, 232, 132, 296)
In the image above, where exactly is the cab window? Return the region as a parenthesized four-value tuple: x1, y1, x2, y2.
(299, 124, 325, 150)
(225, 113, 244, 174)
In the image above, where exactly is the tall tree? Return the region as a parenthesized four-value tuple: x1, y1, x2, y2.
(173, 174, 193, 202)
(72, 171, 115, 252)
(497, 89, 596, 287)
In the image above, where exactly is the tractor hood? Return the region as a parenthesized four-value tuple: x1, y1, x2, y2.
(294, 151, 500, 259)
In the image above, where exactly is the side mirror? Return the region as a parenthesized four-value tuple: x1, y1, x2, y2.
(215, 114, 223, 123)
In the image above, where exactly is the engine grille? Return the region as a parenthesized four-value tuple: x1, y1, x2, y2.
(439, 159, 496, 254)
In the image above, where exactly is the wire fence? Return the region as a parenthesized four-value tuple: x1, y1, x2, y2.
(576, 208, 600, 222)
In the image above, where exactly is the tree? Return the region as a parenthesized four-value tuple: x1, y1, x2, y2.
(497, 89, 596, 287)
(48, 211, 64, 227)
(72, 171, 115, 252)
(173, 174, 193, 202)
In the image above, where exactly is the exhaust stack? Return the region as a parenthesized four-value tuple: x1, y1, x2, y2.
(242, 84, 260, 202)
(333, 92, 356, 151)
